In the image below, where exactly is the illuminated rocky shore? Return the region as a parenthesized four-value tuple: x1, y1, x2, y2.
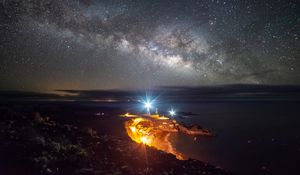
(122, 113, 213, 159)
(0, 107, 233, 175)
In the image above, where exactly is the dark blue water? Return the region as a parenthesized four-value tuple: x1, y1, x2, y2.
(166, 102, 300, 175)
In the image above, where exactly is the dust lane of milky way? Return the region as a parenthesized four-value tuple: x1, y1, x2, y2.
(0, 0, 299, 91)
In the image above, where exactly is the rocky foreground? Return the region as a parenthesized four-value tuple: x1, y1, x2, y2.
(0, 107, 234, 175)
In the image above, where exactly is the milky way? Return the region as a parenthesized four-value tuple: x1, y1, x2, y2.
(0, 0, 299, 91)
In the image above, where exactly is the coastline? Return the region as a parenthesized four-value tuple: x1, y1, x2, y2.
(0, 106, 234, 175)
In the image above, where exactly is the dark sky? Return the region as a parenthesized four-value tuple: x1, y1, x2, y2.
(0, 0, 299, 91)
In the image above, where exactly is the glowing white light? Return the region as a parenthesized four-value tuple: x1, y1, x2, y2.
(144, 101, 152, 110)
(169, 109, 176, 116)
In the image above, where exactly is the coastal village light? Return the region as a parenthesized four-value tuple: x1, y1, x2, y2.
(122, 112, 213, 160)
(120, 98, 213, 160)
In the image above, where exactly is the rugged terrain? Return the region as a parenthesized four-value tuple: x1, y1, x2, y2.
(0, 107, 234, 175)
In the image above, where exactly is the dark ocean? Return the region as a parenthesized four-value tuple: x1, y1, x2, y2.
(166, 102, 300, 175)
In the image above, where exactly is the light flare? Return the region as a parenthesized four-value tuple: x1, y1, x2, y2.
(169, 109, 176, 116)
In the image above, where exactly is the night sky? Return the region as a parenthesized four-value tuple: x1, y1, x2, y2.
(0, 0, 299, 91)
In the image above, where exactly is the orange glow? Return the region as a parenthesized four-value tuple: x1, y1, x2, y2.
(124, 117, 183, 159)
(123, 113, 213, 160)
(120, 113, 138, 118)
(130, 126, 136, 133)
(141, 136, 152, 144)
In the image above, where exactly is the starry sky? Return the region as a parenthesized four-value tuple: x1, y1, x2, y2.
(0, 0, 299, 91)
